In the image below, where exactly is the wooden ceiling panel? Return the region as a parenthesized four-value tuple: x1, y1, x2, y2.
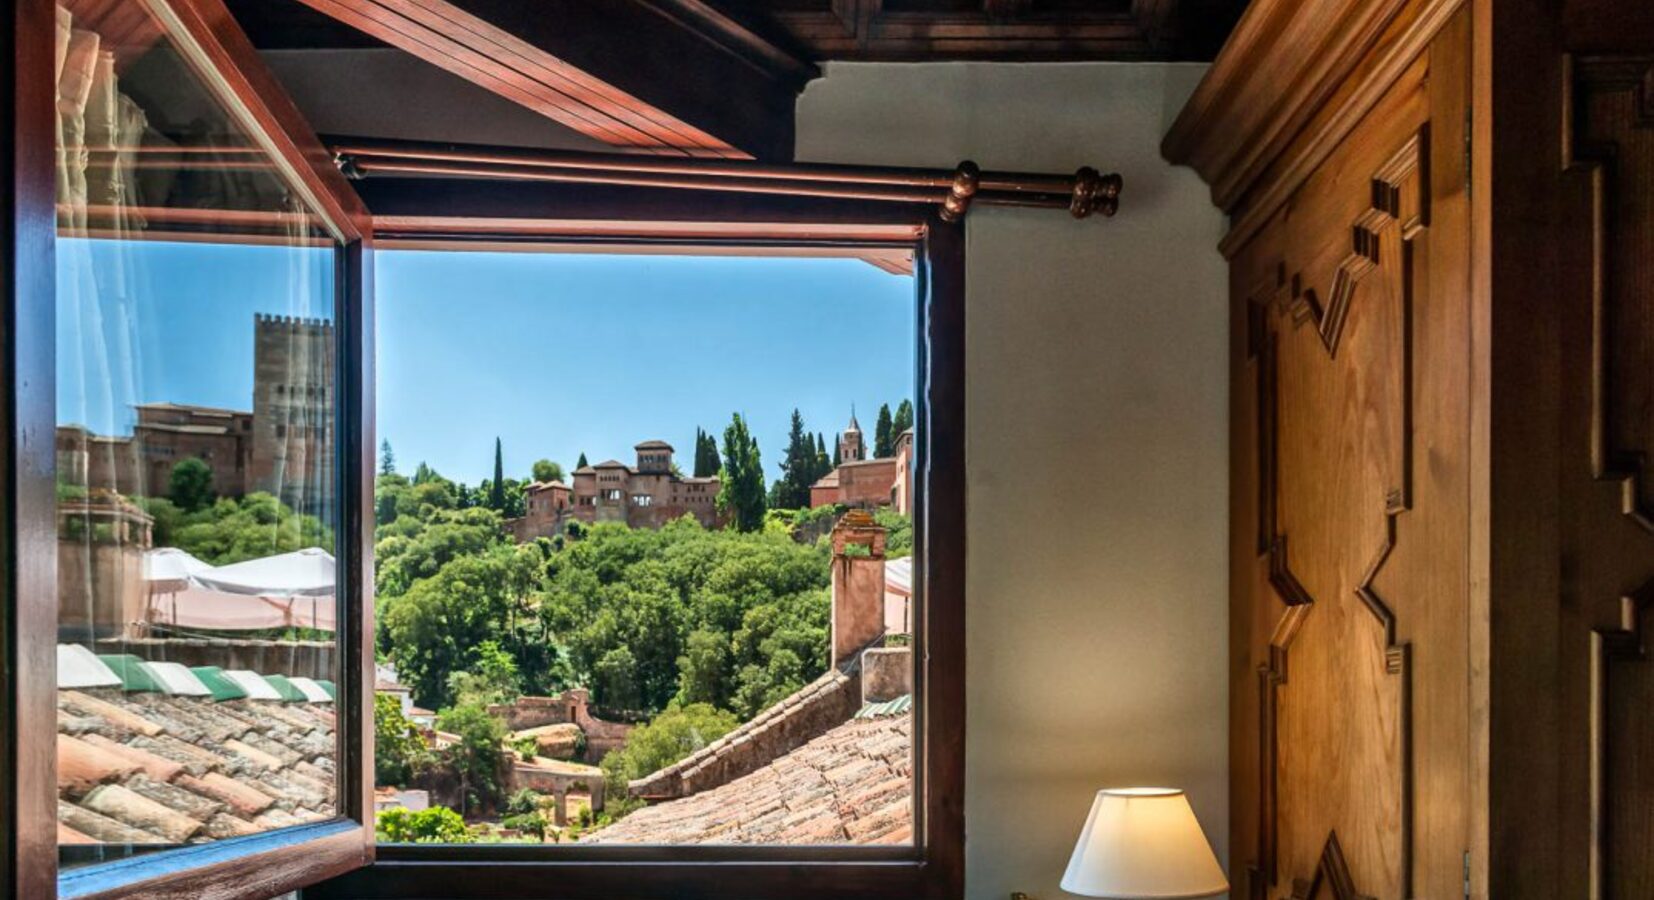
(229, 0, 1243, 164)
(231, 0, 814, 160)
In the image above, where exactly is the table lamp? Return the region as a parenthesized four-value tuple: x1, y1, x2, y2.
(1058, 787, 1228, 899)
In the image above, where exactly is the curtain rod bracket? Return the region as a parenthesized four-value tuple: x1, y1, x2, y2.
(1070, 167, 1122, 219)
(939, 161, 981, 223)
(334, 153, 365, 181)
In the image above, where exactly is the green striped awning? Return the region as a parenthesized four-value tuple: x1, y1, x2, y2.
(314, 679, 338, 700)
(189, 666, 249, 702)
(855, 694, 912, 719)
(261, 674, 308, 703)
(97, 654, 164, 693)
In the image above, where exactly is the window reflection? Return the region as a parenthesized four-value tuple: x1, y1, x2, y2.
(53, 0, 341, 869)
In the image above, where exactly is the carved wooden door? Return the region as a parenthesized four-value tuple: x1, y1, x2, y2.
(1227, 11, 1473, 900)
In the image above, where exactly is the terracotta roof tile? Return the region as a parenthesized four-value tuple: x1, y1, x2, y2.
(58, 734, 141, 797)
(585, 713, 911, 845)
(56, 684, 335, 849)
(58, 822, 98, 845)
(78, 732, 186, 784)
(59, 800, 166, 844)
(79, 784, 203, 843)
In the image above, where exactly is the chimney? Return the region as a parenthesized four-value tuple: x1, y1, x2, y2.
(830, 510, 887, 668)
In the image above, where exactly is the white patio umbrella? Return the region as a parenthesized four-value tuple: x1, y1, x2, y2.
(143, 547, 337, 633)
(195, 547, 335, 596)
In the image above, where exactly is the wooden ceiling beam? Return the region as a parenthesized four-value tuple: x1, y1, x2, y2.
(238, 0, 814, 160)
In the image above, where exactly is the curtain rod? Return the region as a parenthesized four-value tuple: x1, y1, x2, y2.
(329, 138, 1122, 222)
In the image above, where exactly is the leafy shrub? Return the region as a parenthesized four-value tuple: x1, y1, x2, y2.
(374, 694, 430, 787)
(376, 806, 470, 843)
(501, 811, 548, 839)
(599, 703, 738, 804)
(505, 788, 544, 815)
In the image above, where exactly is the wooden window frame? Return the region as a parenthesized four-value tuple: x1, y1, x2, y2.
(6, 0, 965, 896)
(305, 203, 967, 900)
(4, 0, 377, 897)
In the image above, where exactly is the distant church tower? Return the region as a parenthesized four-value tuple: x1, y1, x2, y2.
(838, 409, 865, 463)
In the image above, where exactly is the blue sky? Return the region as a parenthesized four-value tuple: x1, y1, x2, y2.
(56, 238, 336, 436)
(378, 250, 914, 483)
(58, 240, 916, 484)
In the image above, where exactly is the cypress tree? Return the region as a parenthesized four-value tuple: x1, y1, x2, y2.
(893, 399, 914, 438)
(693, 428, 720, 478)
(815, 433, 829, 481)
(874, 403, 894, 458)
(832, 434, 841, 468)
(715, 413, 766, 531)
(379, 439, 396, 475)
(777, 409, 813, 509)
(577, 452, 589, 470)
(490, 437, 506, 510)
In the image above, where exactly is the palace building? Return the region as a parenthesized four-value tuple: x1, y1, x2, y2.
(55, 314, 336, 514)
(553, 440, 722, 531)
(810, 412, 913, 513)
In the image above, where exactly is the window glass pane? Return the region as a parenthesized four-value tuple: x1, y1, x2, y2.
(372, 250, 917, 846)
(53, 0, 341, 870)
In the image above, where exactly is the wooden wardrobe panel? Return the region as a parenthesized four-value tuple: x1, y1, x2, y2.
(1174, 0, 1654, 896)
(1557, 53, 1654, 900)
(1225, 10, 1472, 900)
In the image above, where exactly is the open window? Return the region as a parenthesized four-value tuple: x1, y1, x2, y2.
(6, 2, 981, 897)
(312, 214, 965, 899)
(7, 0, 374, 896)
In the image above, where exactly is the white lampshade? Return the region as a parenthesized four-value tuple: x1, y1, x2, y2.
(1060, 788, 1228, 899)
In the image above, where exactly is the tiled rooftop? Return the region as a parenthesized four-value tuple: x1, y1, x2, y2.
(583, 711, 911, 845)
(56, 647, 336, 846)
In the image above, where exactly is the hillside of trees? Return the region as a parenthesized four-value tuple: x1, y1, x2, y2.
(373, 462, 840, 719)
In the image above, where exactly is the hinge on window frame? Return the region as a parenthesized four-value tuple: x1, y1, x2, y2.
(1464, 849, 1473, 899)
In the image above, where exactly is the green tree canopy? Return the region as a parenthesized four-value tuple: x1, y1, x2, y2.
(435, 702, 510, 817)
(537, 517, 830, 717)
(773, 409, 817, 510)
(380, 439, 397, 476)
(893, 399, 914, 438)
(377, 805, 469, 843)
(576, 452, 589, 470)
(531, 459, 564, 484)
(874, 403, 895, 458)
(381, 542, 546, 707)
(598, 703, 738, 797)
(169, 492, 332, 565)
(375, 693, 430, 787)
(167, 457, 216, 513)
(692, 428, 721, 478)
(716, 413, 766, 532)
(814, 433, 831, 483)
(489, 438, 506, 510)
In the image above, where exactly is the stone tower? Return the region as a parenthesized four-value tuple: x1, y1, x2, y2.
(839, 409, 865, 463)
(251, 314, 335, 516)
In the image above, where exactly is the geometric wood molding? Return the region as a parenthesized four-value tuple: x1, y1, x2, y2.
(1288, 129, 1429, 360)
(1253, 129, 1428, 900)
(1289, 832, 1378, 900)
(1565, 55, 1654, 534)
(1588, 577, 1654, 900)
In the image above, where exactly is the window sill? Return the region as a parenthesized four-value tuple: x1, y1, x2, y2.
(58, 819, 368, 900)
(307, 855, 939, 900)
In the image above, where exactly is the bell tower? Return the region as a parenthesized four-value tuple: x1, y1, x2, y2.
(838, 408, 864, 462)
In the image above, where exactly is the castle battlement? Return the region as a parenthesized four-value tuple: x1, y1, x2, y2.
(254, 313, 334, 329)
